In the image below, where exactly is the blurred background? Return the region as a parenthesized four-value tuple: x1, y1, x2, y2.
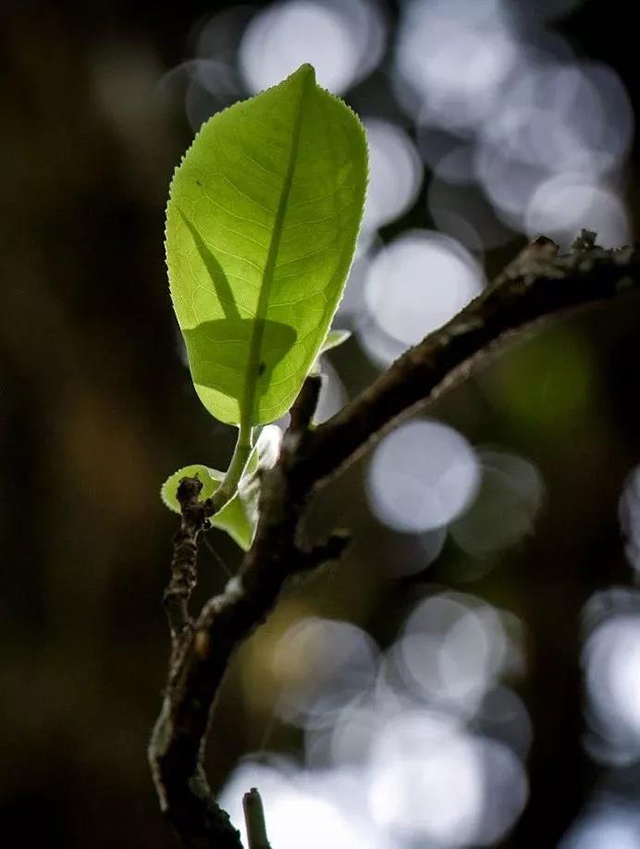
(2, 0, 640, 846)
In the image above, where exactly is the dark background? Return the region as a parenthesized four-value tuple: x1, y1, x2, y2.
(2, 1, 640, 846)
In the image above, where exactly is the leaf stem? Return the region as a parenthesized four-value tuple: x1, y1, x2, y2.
(212, 422, 253, 510)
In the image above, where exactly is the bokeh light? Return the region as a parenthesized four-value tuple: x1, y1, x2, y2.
(367, 419, 481, 533)
(393, 593, 509, 711)
(224, 584, 531, 846)
(525, 176, 628, 248)
(362, 119, 422, 234)
(475, 60, 632, 234)
(451, 450, 545, 559)
(583, 608, 640, 761)
(359, 231, 484, 366)
(394, 0, 519, 129)
(272, 617, 379, 729)
(239, 0, 386, 94)
(222, 587, 530, 848)
(367, 711, 527, 845)
(560, 807, 640, 849)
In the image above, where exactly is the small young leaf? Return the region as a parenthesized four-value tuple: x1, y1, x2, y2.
(310, 328, 352, 376)
(210, 490, 254, 550)
(166, 64, 367, 428)
(319, 328, 351, 355)
(160, 464, 223, 513)
(160, 426, 283, 551)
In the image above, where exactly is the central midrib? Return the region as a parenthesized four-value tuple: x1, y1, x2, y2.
(240, 72, 311, 430)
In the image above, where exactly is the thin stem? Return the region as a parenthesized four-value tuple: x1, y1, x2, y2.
(163, 476, 214, 647)
(213, 421, 253, 510)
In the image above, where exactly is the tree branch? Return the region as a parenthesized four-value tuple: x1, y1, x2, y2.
(150, 233, 640, 848)
(302, 235, 639, 486)
(163, 476, 214, 649)
(149, 381, 343, 848)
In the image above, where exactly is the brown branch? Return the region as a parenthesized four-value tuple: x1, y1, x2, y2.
(149, 233, 640, 848)
(163, 476, 214, 649)
(149, 382, 343, 848)
(301, 235, 639, 486)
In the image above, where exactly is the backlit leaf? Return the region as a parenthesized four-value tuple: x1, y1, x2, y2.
(160, 464, 223, 513)
(166, 64, 367, 427)
(319, 328, 351, 355)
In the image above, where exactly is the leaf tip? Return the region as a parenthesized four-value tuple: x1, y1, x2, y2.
(293, 63, 316, 84)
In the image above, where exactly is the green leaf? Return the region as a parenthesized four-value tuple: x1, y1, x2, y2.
(160, 464, 223, 513)
(319, 328, 351, 355)
(166, 63, 367, 428)
(160, 426, 283, 550)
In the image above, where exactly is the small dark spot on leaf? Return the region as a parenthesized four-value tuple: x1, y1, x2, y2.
(196, 180, 203, 187)
(258, 362, 266, 376)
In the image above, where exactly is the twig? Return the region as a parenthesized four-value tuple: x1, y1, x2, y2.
(243, 788, 271, 849)
(149, 233, 640, 847)
(163, 476, 214, 649)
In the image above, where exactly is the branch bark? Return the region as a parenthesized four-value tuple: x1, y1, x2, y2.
(163, 476, 214, 650)
(149, 233, 640, 848)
